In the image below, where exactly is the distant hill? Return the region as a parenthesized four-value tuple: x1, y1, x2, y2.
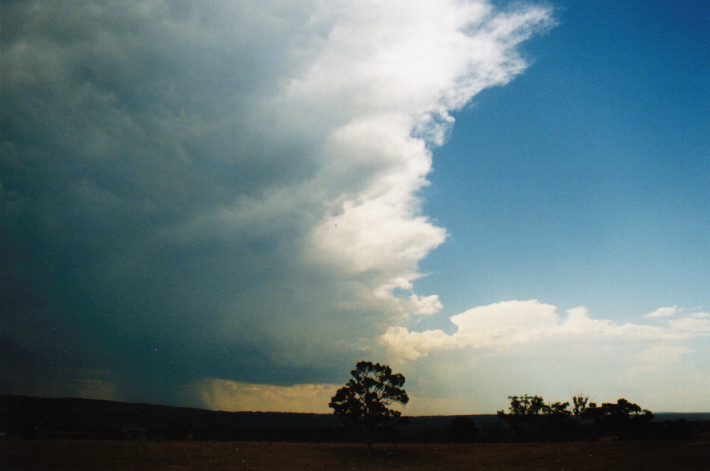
(654, 412, 710, 422)
(1, 394, 343, 440)
(2, 395, 708, 442)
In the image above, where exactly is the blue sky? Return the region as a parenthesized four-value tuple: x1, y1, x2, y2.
(419, 0, 709, 321)
(2, 0, 708, 413)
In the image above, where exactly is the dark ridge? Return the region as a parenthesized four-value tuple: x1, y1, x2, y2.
(0, 394, 342, 441)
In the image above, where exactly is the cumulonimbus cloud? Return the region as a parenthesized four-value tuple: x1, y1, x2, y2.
(1, 0, 553, 404)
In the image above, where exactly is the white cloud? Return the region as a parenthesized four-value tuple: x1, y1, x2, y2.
(637, 344, 694, 367)
(405, 293, 444, 317)
(646, 305, 681, 318)
(300, 1, 555, 318)
(382, 300, 708, 360)
(383, 302, 710, 413)
(667, 316, 710, 334)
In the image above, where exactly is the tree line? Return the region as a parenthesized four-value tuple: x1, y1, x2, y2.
(495, 394, 656, 441)
(330, 361, 703, 446)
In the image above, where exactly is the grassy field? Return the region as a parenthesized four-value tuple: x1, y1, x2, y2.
(3, 438, 709, 470)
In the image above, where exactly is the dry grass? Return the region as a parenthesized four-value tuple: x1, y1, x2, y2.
(3, 438, 709, 470)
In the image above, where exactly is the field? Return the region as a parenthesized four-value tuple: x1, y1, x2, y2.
(3, 438, 709, 470)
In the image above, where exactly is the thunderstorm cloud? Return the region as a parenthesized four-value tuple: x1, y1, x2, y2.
(1, 0, 554, 405)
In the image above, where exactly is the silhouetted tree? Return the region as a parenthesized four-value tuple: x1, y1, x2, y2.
(329, 361, 408, 455)
(498, 394, 656, 441)
(543, 401, 571, 417)
(498, 394, 574, 441)
(581, 398, 654, 438)
(581, 398, 652, 420)
(498, 394, 547, 416)
(572, 395, 589, 417)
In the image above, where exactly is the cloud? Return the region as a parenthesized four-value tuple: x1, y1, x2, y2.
(636, 344, 694, 367)
(667, 316, 710, 334)
(193, 379, 338, 413)
(380, 301, 710, 413)
(0, 0, 554, 404)
(646, 305, 681, 318)
(381, 300, 709, 360)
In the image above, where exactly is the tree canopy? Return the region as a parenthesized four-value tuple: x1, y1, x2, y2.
(329, 361, 409, 452)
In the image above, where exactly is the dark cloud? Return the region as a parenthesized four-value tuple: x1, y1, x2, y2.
(1, 0, 552, 406)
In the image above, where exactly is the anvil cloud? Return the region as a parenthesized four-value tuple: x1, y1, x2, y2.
(1, 0, 553, 405)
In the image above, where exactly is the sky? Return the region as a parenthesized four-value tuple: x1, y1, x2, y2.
(1, 0, 708, 414)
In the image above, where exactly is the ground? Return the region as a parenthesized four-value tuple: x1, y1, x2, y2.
(3, 439, 709, 470)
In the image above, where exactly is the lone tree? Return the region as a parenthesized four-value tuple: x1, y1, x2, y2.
(329, 361, 409, 455)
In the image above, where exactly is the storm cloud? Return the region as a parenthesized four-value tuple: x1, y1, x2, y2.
(1, 0, 553, 405)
